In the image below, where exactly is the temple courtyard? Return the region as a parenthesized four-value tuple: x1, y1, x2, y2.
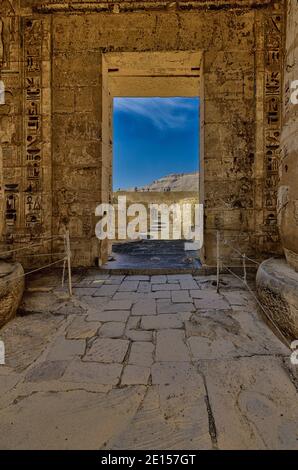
(0, 271, 297, 450)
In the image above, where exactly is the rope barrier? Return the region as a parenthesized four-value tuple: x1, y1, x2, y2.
(216, 230, 291, 350)
(0, 231, 73, 296)
(0, 234, 64, 256)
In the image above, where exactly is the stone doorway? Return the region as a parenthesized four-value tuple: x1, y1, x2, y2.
(100, 51, 203, 270)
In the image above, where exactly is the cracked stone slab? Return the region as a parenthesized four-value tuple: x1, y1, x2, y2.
(0, 387, 146, 449)
(199, 356, 298, 450)
(0, 370, 21, 395)
(84, 338, 130, 363)
(99, 322, 126, 338)
(66, 316, 100, 339)
(126, 316, 140, 329)
(63, 360, 123, 385)
(0, 313, 64, 372)
(25, 361, 68, 383)
(222, 290, 253, 306)
(141, 314, 183, 330)
(47, 337, 86, 361)
(87, 310, 130, 323)
(193, 290, 230, 310)
(186, 309, 289, 358)
(151, 362, 203, 387)
(121, 365, 151, 385)
(128, 342, 155, 366)
(156, 329, 190, 362)
(157, 300, 195, 314)
(108, 383, 211, 450)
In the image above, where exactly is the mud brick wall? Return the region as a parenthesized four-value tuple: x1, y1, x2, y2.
(0, 1, 285, 266)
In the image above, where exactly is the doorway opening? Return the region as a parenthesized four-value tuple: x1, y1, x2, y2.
(100, 52, 203, 272)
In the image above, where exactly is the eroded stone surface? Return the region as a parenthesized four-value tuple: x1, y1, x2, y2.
(0, 272, 296, 450)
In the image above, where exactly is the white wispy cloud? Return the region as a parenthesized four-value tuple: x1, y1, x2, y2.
(114, 97, 198, 130)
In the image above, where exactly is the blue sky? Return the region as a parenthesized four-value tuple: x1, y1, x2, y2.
(113, 97, 200, 190)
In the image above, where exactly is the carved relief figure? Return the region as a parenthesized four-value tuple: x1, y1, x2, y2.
(0, 0, 14, 69)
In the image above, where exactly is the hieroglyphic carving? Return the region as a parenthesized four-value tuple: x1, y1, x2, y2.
(0, 0, 15, 70)
(23, 18, 43, 232)
(263, 10, 283, 247)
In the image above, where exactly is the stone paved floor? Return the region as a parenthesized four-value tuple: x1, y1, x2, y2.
(0, 271, 297, 450)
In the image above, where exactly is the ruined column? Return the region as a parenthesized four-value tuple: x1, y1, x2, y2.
(256, 0, 298, 340)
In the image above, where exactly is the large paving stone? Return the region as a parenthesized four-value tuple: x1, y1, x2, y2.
(157, 300, 195, 314)
(47, 337, 86, 361)
(118, 281, 139, 292)
(156, 330, 190, 362)
(109, 383, 211, 450)
(0, 387, 146, 449)
(125, 329, 153, 341)
(171, 290, 192, 303)
(200, 357, 298, 449)
(99, 322, 125, 338)
(151, 362, 202, 386)
(0, 369, 21, 396)
(138, 282, 151, 293)
(152, 284, 179, 291)
(84, 338, 130, 363)
(104, 300, 132, 311)
(66, 316, 100, 339)
(25, 360, 68, 382)
(193, 290, 230, 310)
(179, 279, 199, 290)
(151, 275, 167, 284)
(63, 360, 122, 385)
(128, 342, 154, 366)
(0, 313, 64, 372)
(92, 285, 119, 296)
(121, 365, 151, 385)
(87, 310, 130, 323)
(186, 309, 289, 359)
(141, 314, 183, 330)
(132, 300, 156, 316)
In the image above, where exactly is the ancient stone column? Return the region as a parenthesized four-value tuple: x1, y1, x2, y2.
(256, 0, 298, 340)
(278, 0, 298, 271)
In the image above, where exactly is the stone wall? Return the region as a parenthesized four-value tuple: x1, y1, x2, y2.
(279, 0, 298, 270)
(0, 1, 285, 267)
